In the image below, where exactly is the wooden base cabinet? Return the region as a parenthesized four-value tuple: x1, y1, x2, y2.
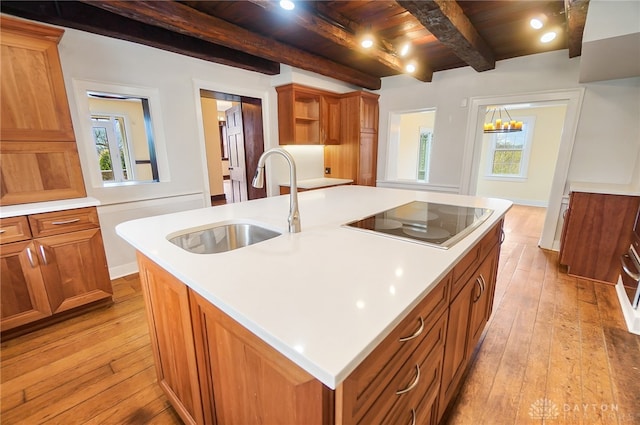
(559, 191, 640, 284)
(0, 207, 112, 336)
(135, 221, 503, 425)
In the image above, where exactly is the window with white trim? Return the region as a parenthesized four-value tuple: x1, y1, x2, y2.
(486, 116, 534, 179)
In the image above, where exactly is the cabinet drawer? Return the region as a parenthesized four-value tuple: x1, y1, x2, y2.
(337, 273, 450, 424)
(28, 207, 100, 237)
(0, 216, 31, 244)
(356, 311, 446, 425)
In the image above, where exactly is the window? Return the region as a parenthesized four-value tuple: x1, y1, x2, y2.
(386, 109, 436, 183)
(486, 116, 534, 179)
(73, 80, 168, 188)
(92, 115, 133, 182)
(417, 127, 433, 181)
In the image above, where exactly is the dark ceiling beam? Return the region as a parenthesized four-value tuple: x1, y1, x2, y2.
(565, 0, 590, 58)
(0, 1, 280, 76)
(397, 0, 495, 72)
(249, 0, 433, 82)
(79, 0, 381, 90)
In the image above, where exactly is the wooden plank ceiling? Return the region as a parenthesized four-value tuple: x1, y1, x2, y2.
(0, 0, 589, 90)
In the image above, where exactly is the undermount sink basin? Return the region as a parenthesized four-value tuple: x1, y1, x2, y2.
(168, 222, 281, 254)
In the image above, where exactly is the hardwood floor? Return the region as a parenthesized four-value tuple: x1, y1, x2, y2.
(1, 205, 638, 424)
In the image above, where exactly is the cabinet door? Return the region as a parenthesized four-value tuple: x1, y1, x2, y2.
(321, 95, 341, 145)
(36, 228, 112, 314)
(357, 132, 377, 186)
(359, 95, 379, 134)
(466, 246, 498, 357)
(137, 254, 204, 425)
(0, 18, 75, 142)
(189, 290, 332, 425)
(0, 141, 86, 205)
(438, 276, 474, 418)
(0, 241, 53, 331)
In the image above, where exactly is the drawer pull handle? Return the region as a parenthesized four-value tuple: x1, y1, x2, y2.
(399, 317, 424, 342)
(396, 365, 420, 395)
(408, 408, 416, 425)
(0, 229, 6, 234)
(621, 254, 640, 281)
(499, 229, 505, 245)
(51, 218, 81, 225)
(26, 247, 37, 268)
(479, 274, 486, 293)
(473, 277, 483, 302)
(39, 245, 49, 266)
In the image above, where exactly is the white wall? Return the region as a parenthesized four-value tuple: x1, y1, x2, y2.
(57, 27, 275, 276)
(378, 51, 640, 192)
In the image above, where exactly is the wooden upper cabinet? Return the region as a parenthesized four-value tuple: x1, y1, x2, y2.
(276, 84, 340, 145)
(0, 16, 86, 205)
(0, 16, 74, 142)
(321, 94, 341, 145)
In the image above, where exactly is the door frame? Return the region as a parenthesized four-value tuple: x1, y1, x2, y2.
(460, 88, 585, 250)
(192, 79, 273, 206)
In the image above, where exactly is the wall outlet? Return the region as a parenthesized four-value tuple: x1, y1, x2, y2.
(325, 167, 331, 174)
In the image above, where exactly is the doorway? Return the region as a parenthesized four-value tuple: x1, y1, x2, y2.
(461, 89, 585, 250)
(475, 102, 568, 207)
(199, 90, 267, 204)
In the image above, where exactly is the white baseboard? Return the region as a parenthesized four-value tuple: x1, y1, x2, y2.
(109, 262, 139, 279)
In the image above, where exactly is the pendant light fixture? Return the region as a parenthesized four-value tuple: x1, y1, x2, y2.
(483, 106, 523, 133)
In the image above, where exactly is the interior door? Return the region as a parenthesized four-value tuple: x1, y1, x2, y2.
(226, 105, 248, 203)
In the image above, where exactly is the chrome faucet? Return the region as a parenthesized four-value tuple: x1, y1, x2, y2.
(252, 148, 301, 233)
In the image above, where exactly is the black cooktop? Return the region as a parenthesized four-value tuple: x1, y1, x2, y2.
(345, 201, 493, 249)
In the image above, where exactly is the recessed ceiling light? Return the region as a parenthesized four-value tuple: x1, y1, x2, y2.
(405, 63, 416, 73)
(399, 42, 411, 57)
(279, 0, 295, 11)
(540, 31, 557, 43)
(361, 36, 374, 49)
(530, 18, 543, 29)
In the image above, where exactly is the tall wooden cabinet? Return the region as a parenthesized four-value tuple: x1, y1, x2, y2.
(559, 191, 640, 283)
(0, 16, 86, 205)
(325, 91, 379, 186)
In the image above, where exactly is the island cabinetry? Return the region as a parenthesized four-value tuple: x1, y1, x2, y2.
(276, 84, 340, 145)
(189, 290, 333, 425)
(0, 207, 112, 335)
(559, 191, 640, 283)
(335, 273, 450, 425)
(133, 220, 503, 425)
(438, 221, 503, 421)
(137, 253, 206, 425)
(0, 16, 86, 205)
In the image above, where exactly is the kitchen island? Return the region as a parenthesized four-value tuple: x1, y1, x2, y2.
(116, 185, 511, 425)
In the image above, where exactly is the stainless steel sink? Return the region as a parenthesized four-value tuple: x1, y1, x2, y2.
(168, 222, 281, 254)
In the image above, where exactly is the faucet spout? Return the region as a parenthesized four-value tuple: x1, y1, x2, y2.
(252, 148, 301, 233)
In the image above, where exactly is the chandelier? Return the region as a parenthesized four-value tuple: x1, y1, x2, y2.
(483, 106, 523, 133)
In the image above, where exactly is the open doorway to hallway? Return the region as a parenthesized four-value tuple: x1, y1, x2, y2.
(199, 90, 266, 204)
(475, 102, 568, 207)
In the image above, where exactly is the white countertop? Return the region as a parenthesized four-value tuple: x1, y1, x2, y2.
(570, 181, 640, 196)
(0, 197, 101, 218)
(116, 186, 511, 389)
(279, 177, 353, 189)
